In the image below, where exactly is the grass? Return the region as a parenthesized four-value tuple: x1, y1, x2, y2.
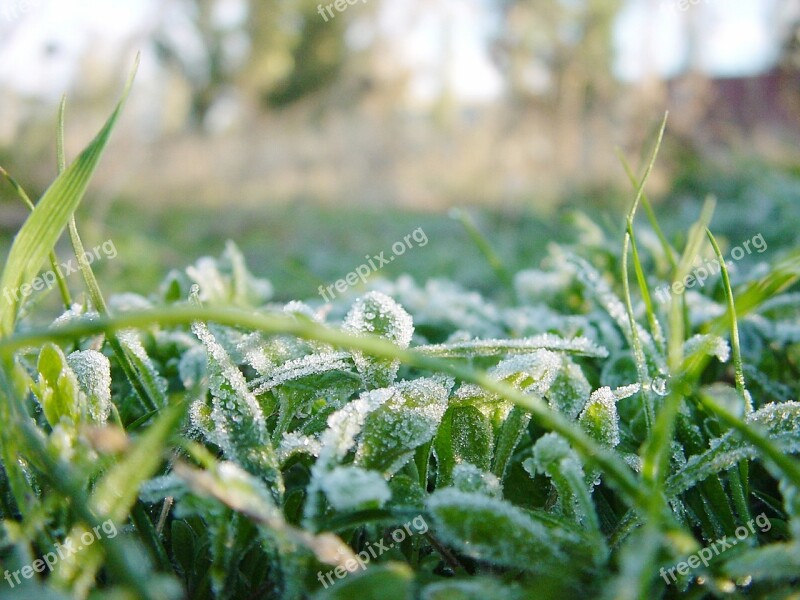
(0, 72, 799, 600)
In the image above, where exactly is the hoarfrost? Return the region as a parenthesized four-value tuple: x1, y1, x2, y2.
(355, 376, 452, 475)
(577, 386, 636, 448)
(418, 333, 609, 359)
(251, 351, 351, 395)
(319, 466, 391, 510)
(490, 350, 562, 395)
(451, 463, 503, 498)
(545, 356, 592, 419)
(683, 334, 731, 363)
(317, 387, 394, 465)
(66, 350, 111, 424)
(278, 432, 322, 463)
(344, 291, 414, 387)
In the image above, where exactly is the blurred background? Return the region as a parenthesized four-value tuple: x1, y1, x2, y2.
(1, 0, 799, 300)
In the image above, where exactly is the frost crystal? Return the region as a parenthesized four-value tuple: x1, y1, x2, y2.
(187, 241, 273, 306)
(191, 320, 279, 481)
(418, 333, 608, 359)
(577, 386, 635, 448)
(319, 466, 391, 510)
(683, 334, 731, 363)
(546, 356, 592, 419)
(427, 488, 580, 572)
(355, 377, 452, 475)
(283, 300, 323, 322)
(667, 402, 800, 497)
(527, 433, 599, 533)
(251, 351, 351, 395)
(278, 432, 322, 463)
(344, 291, 414, 387)
(374, 276, 503, 337)
(490, 350, 562, 395)
(451, 463, 503, 498)
(317, 387, 394, 466)
(117, 329, 169, 403)
(66, 350, 111, 424)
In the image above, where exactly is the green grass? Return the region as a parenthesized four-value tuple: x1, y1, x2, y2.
(1, 74, 800, 600)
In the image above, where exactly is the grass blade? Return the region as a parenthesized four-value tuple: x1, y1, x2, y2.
(0, 54, 138, 337)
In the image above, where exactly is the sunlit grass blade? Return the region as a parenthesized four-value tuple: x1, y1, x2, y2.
(0, 166, 72, 309)
(0, 305, 647, 510)
(55, 78, 163, 413)
(0, 55, 139, 337)
(666, 195, 716, 371)
(705, 228, 749, 410)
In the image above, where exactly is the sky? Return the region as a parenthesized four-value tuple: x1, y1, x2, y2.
(0, 0, 791, 102)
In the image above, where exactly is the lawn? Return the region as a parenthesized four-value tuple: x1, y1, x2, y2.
(1, 76, 800, 600)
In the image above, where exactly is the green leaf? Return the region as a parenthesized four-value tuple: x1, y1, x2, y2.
(355, 377, 451, 476)
(0, 57, 138, 337)
(434, 405, 493, 487)
(722, 542, 800, 582)
(427, 488, 583, 572)
(34, 343, 82, 426)
(66, 349, 111, 424)
(667, 402, 800, 496)
(191, 319, 280, 489)
(491, 406, 530, 480)
(545, 355, 591, 419)
(527, 433, 601, 538)
(578, 385, 639, 449)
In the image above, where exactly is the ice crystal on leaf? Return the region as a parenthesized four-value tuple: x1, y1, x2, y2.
(667, 402, 800, 496)
(375, 276, 503, 337)
(418, 333, 608, 359)
(527, 433, 603, 543)
(490, 350, 562, 395)
(186, 241, 273, 307)
(251, 351, 352, 395)
(319, 466, 391, 510)
(683, 334, 731, 363)
(66, 350, 112, 424)
(577, 385, 638, 449)
(344, 291, 414, 388)
(278, 432, 322, 464)
(317, 387, 394, 466)
(355, 377, 451, 476)
(427, 489, 584, 573)
(451, 463, 502, 498)
(191, 320, 280, 488)
(545, 355, 592, 419)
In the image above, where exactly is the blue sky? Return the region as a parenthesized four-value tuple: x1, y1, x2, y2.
(0, 0, 792, 102)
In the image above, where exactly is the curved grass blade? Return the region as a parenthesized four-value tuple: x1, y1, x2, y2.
(0, 305, 647, 510)
(0, 54, 139, 337)
(0, 167, 73, 309)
